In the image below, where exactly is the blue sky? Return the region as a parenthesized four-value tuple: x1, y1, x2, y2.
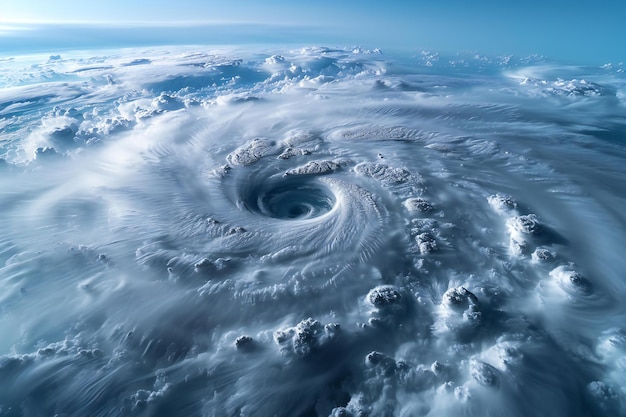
(1, 0, 624, 64)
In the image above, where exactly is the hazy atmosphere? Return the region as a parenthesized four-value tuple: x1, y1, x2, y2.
(2, 0, 625, 63)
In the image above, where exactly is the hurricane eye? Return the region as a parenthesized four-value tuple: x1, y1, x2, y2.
(250, 179, 335, 220)
(287, 205, 308, 218)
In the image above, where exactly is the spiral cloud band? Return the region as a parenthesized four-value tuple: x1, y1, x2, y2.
(0, 46, 625, 416)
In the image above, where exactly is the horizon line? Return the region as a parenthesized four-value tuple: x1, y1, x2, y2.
(0, 19, 316, 28)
